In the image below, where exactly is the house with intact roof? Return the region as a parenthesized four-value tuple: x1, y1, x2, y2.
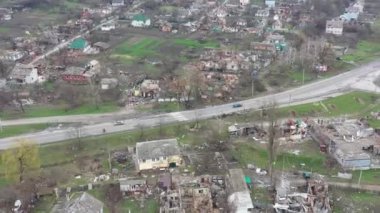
(135, 139, 182, 171)
(131, 14, 151, 27)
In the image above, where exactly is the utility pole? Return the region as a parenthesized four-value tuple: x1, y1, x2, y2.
(358, 169, 363, 186)
(108, 144, 112, 172)
(302, 68, 305, 85)
(251, 79, 254, 97)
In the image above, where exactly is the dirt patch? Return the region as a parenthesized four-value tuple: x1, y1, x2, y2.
(329, 104, 336, 110)
(355, 97, 365, 104)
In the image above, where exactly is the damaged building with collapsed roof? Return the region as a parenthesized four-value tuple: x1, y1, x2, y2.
(275, 173, 331, 213)
(7, 64, 39, 84)
(310, 119, 380, 170)
(159, 174, 227, 213)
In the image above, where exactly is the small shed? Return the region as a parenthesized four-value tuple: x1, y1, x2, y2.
(93, 42, 111, 51)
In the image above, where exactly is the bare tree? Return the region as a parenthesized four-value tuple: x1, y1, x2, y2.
(158, 116, 165, 137)
(58, 84, 86, 110)
(264, 102, 279, 188)
(137, 124, 145, 140)
(68, 124, 84, 151)
(88, 77, 101, 110)
(104, 184, 122, 213)
(0, 61, 8, 78)
(0, 91, 13, 112)
(205, 119, 229, 151)
(8, 83, 26, 113)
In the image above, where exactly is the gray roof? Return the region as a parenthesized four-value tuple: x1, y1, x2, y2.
(136, 139, 180, 160)
(62, 67, 86, 75)
(51, 192, 103, 213)
(9, 64, 36, 79)
(94, 42, 110, 49)
(112, 0, 124, 4)
(119, 178, 146, 186)
(326, 20, 343, 28)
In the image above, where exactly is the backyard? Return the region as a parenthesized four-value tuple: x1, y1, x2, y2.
(231, 140, 332, 175)
(342, 41, 380, 63)
(110, 36, 220, 64)
(112, 38, 164, 61)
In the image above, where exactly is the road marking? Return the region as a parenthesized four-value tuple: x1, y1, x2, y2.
(170, 112, 188, 121)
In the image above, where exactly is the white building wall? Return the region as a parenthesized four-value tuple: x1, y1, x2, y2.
(25, 68, 38, 84)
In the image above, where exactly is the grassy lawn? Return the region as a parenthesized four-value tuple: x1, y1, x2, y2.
(89, 187, 158, 213)
(0, 124, 48, 138)
(0, 103, 119, 119)
(331, 188, 380, 213)
(113, 38, 163, 61)
(289, 71, 313, 83)
(120, 198, 158, 212)
(137, 102, 185, 113)
(342, 41, 380, 63)
(33, 196, 56, 213)
(352, 169, 380, 185)
(279, 91, 380, 118)
(368, 119, 380, 128)
(174, 38, 220, 49)
(0, 27, 10, 33)
(231, 141, 330, 174)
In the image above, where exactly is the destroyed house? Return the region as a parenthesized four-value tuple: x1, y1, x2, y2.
(180, 186, 213, 212)
(61, 67, 91, 84)
(119, 179, 147, 195)
(8, 64, 38, 84)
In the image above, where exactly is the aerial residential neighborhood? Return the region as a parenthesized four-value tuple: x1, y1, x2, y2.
(0, 0, 380, 212)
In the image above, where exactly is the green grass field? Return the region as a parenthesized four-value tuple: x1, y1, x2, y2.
(113, 38, 163, 60)
(279, 91, 380, 118)
(289, 71, 313, 83)
(0, 103, 119, 120)
(174, 38, 220, 49)
(0, 124, 48, 139)
(352, 169, 380, 185)
(137, 102, 184, 113)
(232, 141, 330, 174)
(342, 41, 380, 63)
(0, 27, 10, 33)
(88, 187, 158, 213)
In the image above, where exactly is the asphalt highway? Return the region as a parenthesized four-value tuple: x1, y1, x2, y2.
(0, 61, 379, 149)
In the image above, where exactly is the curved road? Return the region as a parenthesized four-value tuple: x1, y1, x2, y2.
(0, 61, 380, 149)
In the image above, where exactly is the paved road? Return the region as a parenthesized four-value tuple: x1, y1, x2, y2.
(0, 61, 380, 149)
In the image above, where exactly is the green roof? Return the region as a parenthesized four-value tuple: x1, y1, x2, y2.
(70, 38, 87, 50)
(244, 176, 252, 184)
(133, 14, 149, 22)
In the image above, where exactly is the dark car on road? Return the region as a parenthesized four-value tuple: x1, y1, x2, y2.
(232, 103, 242, 108)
